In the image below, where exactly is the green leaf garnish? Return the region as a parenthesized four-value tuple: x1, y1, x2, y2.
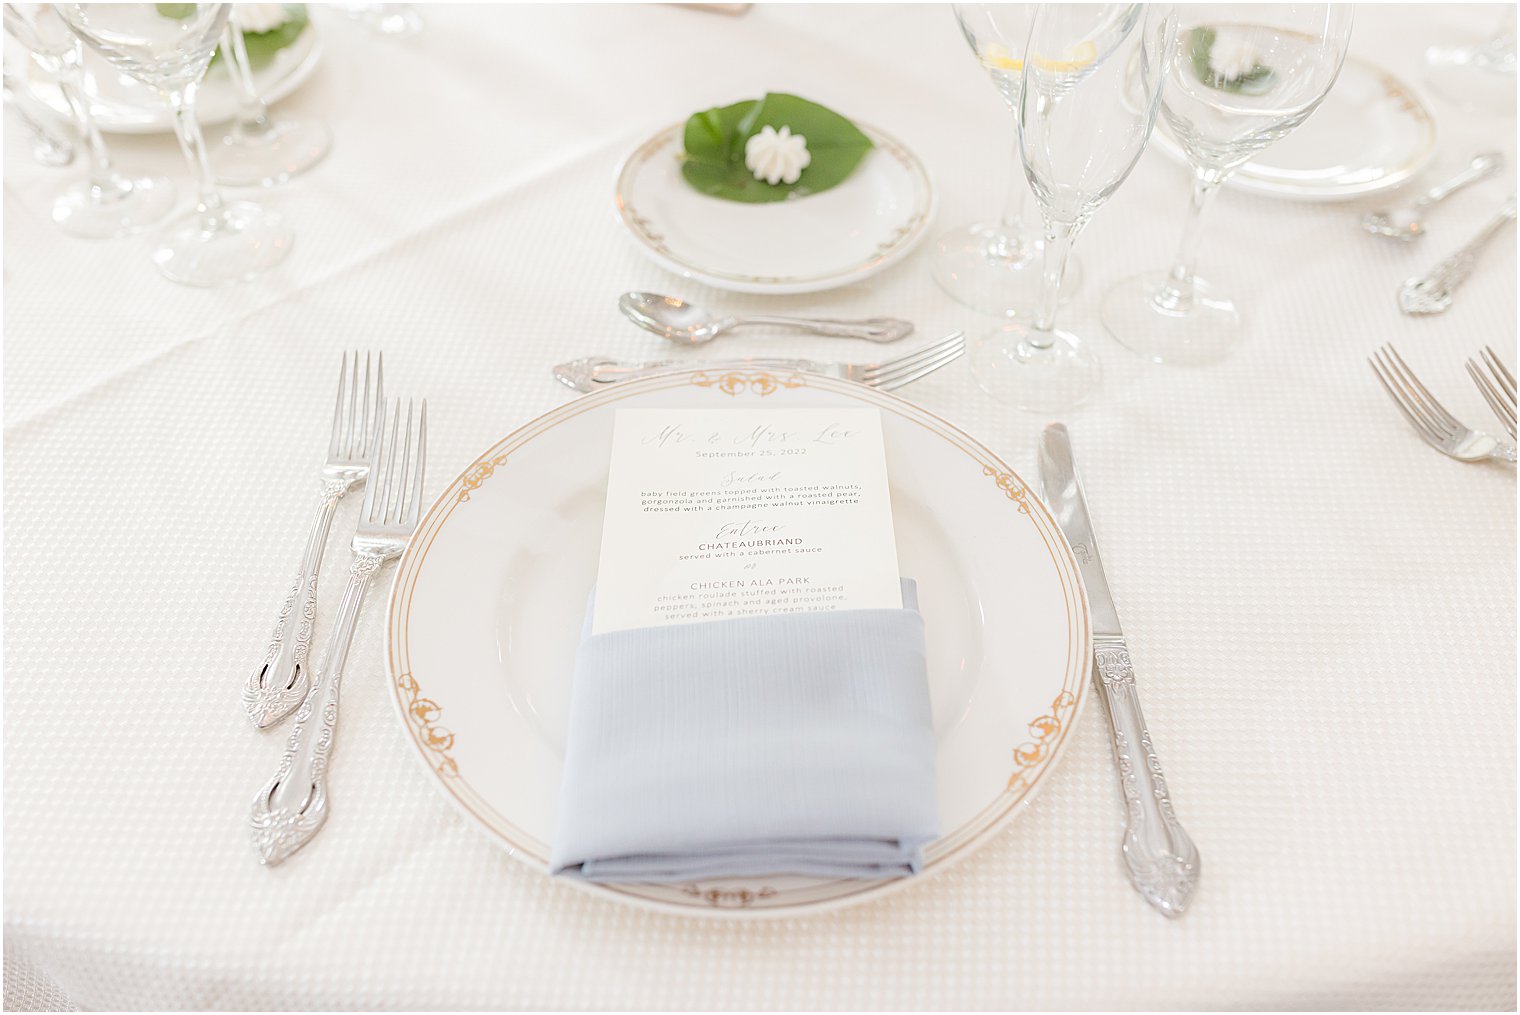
(1188, 26, 1276, 96)
(680, 92, 874, 203)
(209, 6, 310, 70)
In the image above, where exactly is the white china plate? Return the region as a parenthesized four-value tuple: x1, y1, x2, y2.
(21, 25, 321, 134)
(1153, 54, 1437, 202)
(387, 369, 1091, 918)
(613, 122, 936, 295)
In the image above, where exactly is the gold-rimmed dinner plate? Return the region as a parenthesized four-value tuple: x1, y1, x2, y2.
(386, 369, 1091, 918)
(613, 121, 936, 294)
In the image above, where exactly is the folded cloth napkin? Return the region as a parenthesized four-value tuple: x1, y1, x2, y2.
(550, 579, 939, 882)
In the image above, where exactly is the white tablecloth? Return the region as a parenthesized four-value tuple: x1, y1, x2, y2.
(4, 4, 1516, 1010)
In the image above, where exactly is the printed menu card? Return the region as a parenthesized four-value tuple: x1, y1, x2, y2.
(591, 407, 903, 634)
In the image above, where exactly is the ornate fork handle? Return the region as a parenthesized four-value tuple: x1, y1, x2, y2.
(243, 477, 353, 728)
(1400, 198, 1517, 315)
(1093, 636, 1200, 918)
(740, 315, 913, 343)
(250, 551, 384, 865)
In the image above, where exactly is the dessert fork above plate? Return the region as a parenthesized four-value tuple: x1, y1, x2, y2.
(553, 330, 966, 394)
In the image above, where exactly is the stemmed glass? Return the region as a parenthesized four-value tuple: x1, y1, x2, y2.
(4, 3, 173, 237)
(971, 3, 1177, 413)
(934, 3, 1081, 316)
(54, 3, 292, 285)
(1425, 7, 1516, 113)
(210, 6, 330, 187)
(1101, 5, 1352, 365)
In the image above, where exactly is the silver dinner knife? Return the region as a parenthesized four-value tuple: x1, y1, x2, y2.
(1038, 423, 1200, 918)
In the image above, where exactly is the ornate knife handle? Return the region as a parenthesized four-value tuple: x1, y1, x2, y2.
(243, 477, 352, 728)
(1400, 197, 1517, 316)
(740, 315, 914, 343)
(1093, 636, 1200, 917)
(250, 552, 383, 865)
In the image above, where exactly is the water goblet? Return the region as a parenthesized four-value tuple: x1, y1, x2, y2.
(971, 3, 1178, 413)
(933, 3, 1081, 316)
(5, 2, 173, 237)
(209, 5, 330, 187)
(54, 3, 292, 285)
(1100, 5, 1353, 365)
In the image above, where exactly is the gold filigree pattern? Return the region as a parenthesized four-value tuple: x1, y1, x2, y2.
(983, 466, 1032, 514)
(1006, 691, 1076, 793)
(681, 884, 778, 908)
(396, 671, 459, 777)
(690, 370, 808, 397)
(458, 453, 509, 503)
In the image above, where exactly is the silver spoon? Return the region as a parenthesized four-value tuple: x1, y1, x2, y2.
(1362, 152, 1503, 242)
(619, 292, 914, 345)
(1397, 194, 1516, 316)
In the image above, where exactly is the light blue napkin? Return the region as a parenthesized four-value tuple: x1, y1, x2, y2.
(550, 579, 939, 882)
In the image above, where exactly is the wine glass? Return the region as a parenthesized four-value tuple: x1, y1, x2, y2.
(970, 3, 1177, 413)
(54, 3, 292, 285)
(4, 3, 173, 237)
(933, 3, 1081, 316)
(1425, 7, 1516, 113)
(209, 5, 330, 187)
(1101, 5, 1352, 365)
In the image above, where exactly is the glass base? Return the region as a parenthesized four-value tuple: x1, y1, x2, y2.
(1101, 271, 1242, 366)
(52, 173, 175, 239)
(970, 323, 1102, 413)
(151, 200, 293, 286)
(931, 222, 1082, 316)
(211, 117, 333, 187)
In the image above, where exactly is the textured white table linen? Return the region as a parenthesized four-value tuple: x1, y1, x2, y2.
(4, 4, 1515, 1010)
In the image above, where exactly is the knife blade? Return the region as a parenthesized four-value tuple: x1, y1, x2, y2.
(1038, 422, 1200, 918)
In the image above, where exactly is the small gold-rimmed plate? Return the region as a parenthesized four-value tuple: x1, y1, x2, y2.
(1153, 54, 1437, 202)
(614, 122, 936, 295)
(386, 369, 1091, 918)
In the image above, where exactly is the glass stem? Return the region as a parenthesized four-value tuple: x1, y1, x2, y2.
(55, 67, 113, 192)
(168, 87, 224, 218)
(1028, 216, 1078, 349)
(1156, 171, 1224, 311)
(223, 21, 270, 139)
(997, 136, 1029, 238)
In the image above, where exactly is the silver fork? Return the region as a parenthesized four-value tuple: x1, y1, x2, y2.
(251, 396, 427, 866)
(1465, 346, 1517, 439)
(244, 352, 382, 729)
(1369, 344, 1516, 463)
(552, 330, 967, 393)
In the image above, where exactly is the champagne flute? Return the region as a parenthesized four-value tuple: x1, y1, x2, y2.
(1101, 5, 1352, 365)
(971, 3, 1177, 412)
(210, 5, 330, 187)
(54, 3, 292, 285)
(5, 3, 173, 237)
(933, 3, 1081, 316)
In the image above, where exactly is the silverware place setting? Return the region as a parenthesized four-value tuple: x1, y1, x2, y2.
(1370, 343, 1517, 463)
(1397, 194, 1517, 317)
(619, 291, 915, 346)
(1361, 151, 1503, 243)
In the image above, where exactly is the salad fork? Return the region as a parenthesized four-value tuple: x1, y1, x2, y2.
(244, 351, 382, 729)
(252, 397, 427, 866)
(1466, 347, 1516, 439)
(1369, 344, 1516, 463)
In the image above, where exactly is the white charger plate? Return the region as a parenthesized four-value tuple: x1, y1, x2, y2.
(614, 122, 936, 294)
(386, 369, 1092, 918)
(20, 25, 321, 134)
(1153, 54, 1437, 201)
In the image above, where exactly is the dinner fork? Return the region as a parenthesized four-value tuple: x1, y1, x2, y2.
(244, 352, 382, 729)
(252, 397, 427, 866)
(1369, 344, 1516, 463)
(552, 330, 967, 393)
(1466, 346, 1517, 439)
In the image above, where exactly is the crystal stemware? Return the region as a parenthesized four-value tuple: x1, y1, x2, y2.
(209, 5, 330, 187)
(970, 3, 1177, 413)
(5, 2, 173, 237)
(1425, 6, 1516, 113)
(933, 3, 1081, 316)
(1100, 5, 1353, 365)
(54, 3, 292, 285)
